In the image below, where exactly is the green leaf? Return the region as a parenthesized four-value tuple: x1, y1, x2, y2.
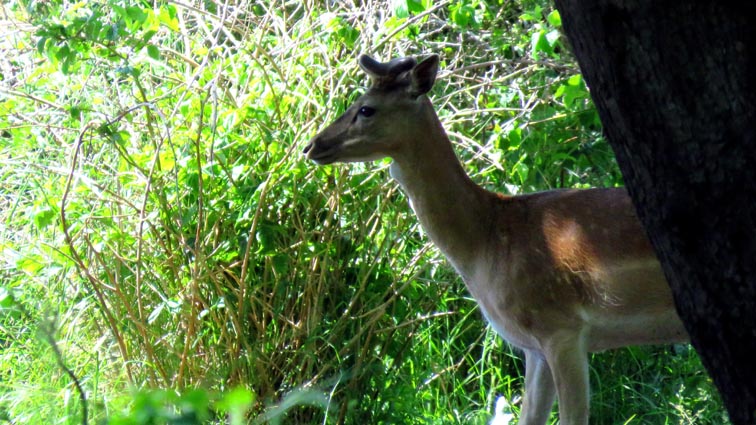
(55, 44, 71, 62)
(179, 390, 211, 422)
(450, 2, 476, 28)
(395, 0, 425, 18)
(147, 303, 164, 324)
(126, 6, 147, 26)
(69, 104, 82, 121)
(547, 10, 562, 27)
(147, 45, 160, 60)
(554, 84, 566, 98)
(61, 53, 76, 74)
(0, 287, 15, 310)
(256, 223, 277, 255)
(519, 6, 542, 22)
(320, 12, 340, 33)
(558, 74, 588, 107)
(407, 0, 426, 14)
(546, 29, 561, 48)
(531, 29, 552, 57)
(17, 255, 44, 274)
(32, 205, 56, 229)
(252, 4, 265, 16)
(112, 4, 128, 22)
(158, 5, 180, 31)
(142, 29, 157, 45)
(36, 37, 48, 55)
(0, 287, 22, 320)
(507, 127, 523, 149)
(217, 387, 255, 425)
(393, 0, 409, 19)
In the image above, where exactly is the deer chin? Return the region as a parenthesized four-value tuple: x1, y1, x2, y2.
(311, 151, 386, 165)
(309, 151, 339, 165)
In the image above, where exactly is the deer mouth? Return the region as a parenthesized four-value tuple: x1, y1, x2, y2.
(303, 140, 341, 165)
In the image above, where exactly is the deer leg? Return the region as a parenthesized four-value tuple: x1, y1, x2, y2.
(543, 331, 590, 425)
(519, 349, 556, 425)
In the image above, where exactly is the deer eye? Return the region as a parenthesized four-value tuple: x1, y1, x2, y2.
(358, 106, 376, 117)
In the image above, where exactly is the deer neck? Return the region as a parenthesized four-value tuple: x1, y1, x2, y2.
(389, 106, 493, 280)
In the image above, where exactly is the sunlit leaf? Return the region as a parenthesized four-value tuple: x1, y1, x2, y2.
(547, 9, 562, 27)
(531, 29, 552, 57)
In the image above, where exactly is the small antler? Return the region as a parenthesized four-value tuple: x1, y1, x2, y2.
(359, 55, 417, 88)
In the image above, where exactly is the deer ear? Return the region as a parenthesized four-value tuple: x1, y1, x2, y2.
(360, 55, 416, 88)
(410, 55, 439, 97)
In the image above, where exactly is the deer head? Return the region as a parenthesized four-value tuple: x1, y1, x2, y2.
(303, 54, 440, 165)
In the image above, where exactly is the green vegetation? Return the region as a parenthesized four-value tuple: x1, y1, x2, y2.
(0, 0, 726, 423)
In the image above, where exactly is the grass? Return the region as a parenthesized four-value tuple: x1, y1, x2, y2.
(0, 0, 725, 423)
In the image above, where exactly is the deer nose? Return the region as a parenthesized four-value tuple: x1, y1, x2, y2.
(302, 138, 315, 156)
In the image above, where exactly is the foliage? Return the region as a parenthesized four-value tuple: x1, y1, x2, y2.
(0, 0, 725, 423)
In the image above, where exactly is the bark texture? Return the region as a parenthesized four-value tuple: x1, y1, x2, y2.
(552, 1, 756, 423)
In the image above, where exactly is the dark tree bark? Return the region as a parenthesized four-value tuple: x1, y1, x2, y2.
(551, 1, 756, 423)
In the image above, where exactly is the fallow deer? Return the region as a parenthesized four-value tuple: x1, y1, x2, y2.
(303, 54, 688, 424)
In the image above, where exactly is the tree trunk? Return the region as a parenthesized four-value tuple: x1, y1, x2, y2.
(551, 1, 756, 423)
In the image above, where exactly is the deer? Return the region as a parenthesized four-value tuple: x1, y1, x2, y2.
(302, 54, 689, 424)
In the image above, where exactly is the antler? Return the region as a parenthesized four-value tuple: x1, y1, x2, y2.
(359, 55, 417, 88)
